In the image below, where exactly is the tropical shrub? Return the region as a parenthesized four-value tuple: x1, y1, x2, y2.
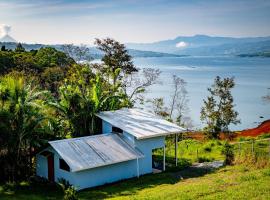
(63, 187, 78, 200)
(0, 74, 56, 181)
(222, 142, 234, 165)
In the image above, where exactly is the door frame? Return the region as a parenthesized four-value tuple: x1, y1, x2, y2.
(47, 153, 55, 182)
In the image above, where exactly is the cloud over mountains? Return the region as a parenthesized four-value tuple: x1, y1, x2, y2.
(176, 41, 188, 48)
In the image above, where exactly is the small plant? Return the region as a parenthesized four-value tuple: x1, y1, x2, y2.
(221, 142, 234, 165)
(63, 186, 78, 200)
(58, 178, 72, 190)
(197, 156, 214, 163)
(203, 146, 212, 152)
(58, 178, 78, 200)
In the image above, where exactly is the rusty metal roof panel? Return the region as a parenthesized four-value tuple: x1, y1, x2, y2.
(49, 133, 144, 172)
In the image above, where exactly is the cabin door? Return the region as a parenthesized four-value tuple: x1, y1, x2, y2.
(47, 154, 55, 182)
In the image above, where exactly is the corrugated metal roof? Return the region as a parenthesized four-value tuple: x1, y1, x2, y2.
(96, 108, 186, 139)
(49, 134, 144, 172)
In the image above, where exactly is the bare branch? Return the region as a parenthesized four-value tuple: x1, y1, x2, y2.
(124, 68, 161, 103)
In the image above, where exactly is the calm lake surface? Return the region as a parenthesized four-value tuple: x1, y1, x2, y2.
(133, 56, 270, 130)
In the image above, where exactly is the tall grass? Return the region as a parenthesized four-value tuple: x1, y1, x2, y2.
(154, 137, 226, 164)
(233, 138, 270, 169)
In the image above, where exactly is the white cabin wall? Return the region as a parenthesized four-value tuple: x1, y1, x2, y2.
(73, 159, 138, 190)
(36, 154, 48, 179)
(134, 136, 165, 174)
(102, 120, 112, 134)
(36, 147, 76, 185)
(53, 149, 76, 184)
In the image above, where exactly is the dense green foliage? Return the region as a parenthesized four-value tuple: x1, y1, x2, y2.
(0, 74, 57, 181)
(0, 44, 74, 75)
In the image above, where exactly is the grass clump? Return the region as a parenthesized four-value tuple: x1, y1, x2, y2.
(262, 168, 270, 176)
(197, 156, 214, 163)
(239, 174, 258, 182)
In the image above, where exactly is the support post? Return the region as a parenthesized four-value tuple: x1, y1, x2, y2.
(238, 143, 241, 155)
(175, 133, 178, 166)
(136, 158, 139, 178)
(163, 145, 166, 171)
(252, 140, 254, 155)
(269, 139, 270, 158)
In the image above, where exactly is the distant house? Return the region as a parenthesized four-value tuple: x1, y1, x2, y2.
(36, 108, 185, 190)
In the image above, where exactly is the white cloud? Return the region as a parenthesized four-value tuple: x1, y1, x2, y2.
(0, 24, 11, 36)
(176, 41, 188, 48)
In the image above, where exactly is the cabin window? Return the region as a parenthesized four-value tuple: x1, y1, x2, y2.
(59, 159, 70, 172)
(112, 126, 123, 134)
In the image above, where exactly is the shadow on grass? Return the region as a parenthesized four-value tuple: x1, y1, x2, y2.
(174, 165, 218, 180)
(79, 172, 179, 200)
(79, 157, 218, 200)
(0, 181, 63, 200)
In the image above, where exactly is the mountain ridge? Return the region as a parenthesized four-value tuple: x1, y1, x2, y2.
(126, 35, 270, 55)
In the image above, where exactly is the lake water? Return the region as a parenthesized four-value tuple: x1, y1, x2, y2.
(133, 56, 270, 130)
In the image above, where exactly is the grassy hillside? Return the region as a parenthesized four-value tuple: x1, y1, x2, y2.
(1, 164, 270, 200)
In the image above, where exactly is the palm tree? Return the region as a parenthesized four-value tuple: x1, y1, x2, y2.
(0, 75, 53, 180)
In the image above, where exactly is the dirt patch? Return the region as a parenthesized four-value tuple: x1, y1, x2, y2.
(186, 120, 270, 140)
(239, 120, 270, 137)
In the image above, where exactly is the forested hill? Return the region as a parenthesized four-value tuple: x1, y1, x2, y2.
(238, 51, 270, 57)
(0, 42, 181, 58)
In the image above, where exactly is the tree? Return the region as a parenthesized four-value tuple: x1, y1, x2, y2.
(0, 51, 14, 74)
(35, 47, 74, 69)
(0, 74, 55, 181)
(1, 45, 6, 51)
(93, 38, 159, 107)
(51, 65, 127, 137)
(169, 75, 189, 127)
(15, 43, 25, 52)
(94, 38, 138, 87)
(123, 68, 161, 106)
(145, 75, 191, 128)
(200, 76, 240, 138)
(147, 97, 169, 118)
(40, 66, 66, 96)
(62, 44, 92, 62)
(222, 142, 234, 165)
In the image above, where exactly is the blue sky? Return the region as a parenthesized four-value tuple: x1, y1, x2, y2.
(0, 0, 270, 44)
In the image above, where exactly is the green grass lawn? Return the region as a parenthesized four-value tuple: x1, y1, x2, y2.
(154, 138, 226, 164)
(1, 164, 270, 200)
